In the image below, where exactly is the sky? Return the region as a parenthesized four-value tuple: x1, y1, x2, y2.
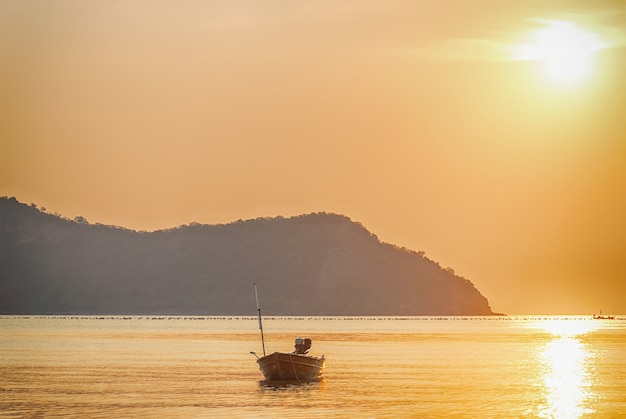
(1, 0, 625, 315)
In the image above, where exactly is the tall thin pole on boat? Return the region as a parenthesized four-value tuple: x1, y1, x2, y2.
(254, 283, 266, 356)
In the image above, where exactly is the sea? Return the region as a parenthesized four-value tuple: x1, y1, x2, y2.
(1, 315, 624, 418)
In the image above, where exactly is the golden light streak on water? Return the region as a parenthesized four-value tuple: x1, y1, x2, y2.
(539, 317, 600, 337)
(539, 336, 592, 418)
(535, 318, 600, 418)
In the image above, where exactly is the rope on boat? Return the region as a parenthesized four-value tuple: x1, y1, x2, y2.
(288, 353, 301, 382)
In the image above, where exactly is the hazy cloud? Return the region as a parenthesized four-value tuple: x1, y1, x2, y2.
(414, 10, 625, 62)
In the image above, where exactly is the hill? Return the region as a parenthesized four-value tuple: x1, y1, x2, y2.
(0, 197, 496, 315)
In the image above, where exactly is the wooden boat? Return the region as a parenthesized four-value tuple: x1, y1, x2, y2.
(252, 284, 325, 382)
(256, 344, 325, 382)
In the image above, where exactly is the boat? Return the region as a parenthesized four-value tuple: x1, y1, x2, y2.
(251, 284, 325, 382)
(253, 338, 325, 382)
(593, 310, 615, 320)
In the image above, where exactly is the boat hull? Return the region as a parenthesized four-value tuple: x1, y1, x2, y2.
(257, 352, 325, 382)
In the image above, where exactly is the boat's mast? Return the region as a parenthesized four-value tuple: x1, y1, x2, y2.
(254, 283, 266, 356)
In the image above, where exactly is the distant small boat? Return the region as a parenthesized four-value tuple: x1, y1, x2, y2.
(593, 310, 615, 320)
(251, 284, 325, 382)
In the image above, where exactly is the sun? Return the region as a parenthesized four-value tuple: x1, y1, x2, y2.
(513, 20, 606, 85)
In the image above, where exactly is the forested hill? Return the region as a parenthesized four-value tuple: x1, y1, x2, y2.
(0, 197, 496, 315)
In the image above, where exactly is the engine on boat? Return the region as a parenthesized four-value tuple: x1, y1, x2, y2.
(293, 337, 312, 354)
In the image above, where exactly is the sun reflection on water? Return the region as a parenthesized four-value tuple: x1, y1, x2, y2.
(539, 318, 599, 337)
(537, 319, 597, 419)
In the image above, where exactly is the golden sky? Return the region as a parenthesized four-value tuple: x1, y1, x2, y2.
(1, 0, 625, 314)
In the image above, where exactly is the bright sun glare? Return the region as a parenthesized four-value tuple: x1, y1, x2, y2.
(514, 20, 606, 85)
(541, 337, 592, 418)
(537, 319, 598, 418)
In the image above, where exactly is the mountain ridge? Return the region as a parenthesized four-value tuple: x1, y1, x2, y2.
(0, 196, 498, 315)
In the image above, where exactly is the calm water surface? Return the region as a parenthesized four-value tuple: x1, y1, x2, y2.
(1, 316, 624, 418)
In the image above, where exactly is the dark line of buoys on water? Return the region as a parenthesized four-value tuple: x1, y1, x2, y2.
(1, 315, 623, 321)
